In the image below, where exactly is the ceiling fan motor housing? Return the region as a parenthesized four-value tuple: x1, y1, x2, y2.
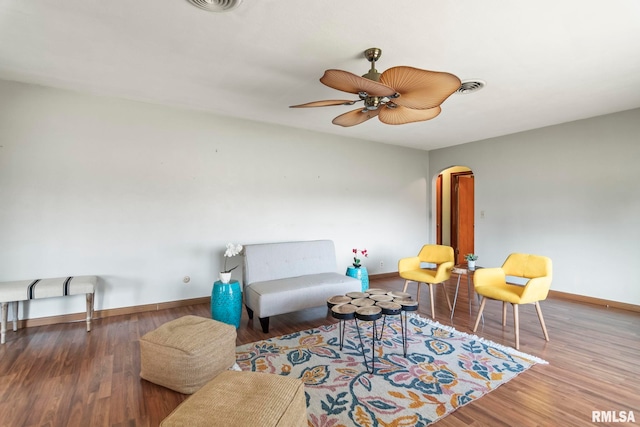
(364, 96, 381, 110)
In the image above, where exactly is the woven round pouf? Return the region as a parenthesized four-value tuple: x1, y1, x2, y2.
(139, 315, 236, 394)
(160, 371, 307, 427)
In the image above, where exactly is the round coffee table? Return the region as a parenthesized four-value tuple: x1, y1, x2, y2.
(327, 288, 419, 374)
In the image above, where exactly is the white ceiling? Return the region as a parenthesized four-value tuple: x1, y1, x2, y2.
(1, 0, 640, 151)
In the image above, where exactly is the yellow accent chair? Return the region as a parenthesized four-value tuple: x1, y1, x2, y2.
(398, 244, 455, 319)
(472, 253, 552, 350)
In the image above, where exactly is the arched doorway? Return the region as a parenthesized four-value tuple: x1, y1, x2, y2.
(436, 166, 475, 264)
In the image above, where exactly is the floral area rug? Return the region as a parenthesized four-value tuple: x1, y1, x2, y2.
(235, 314, 547, 427)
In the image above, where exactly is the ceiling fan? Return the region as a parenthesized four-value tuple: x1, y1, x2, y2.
(290, 48, 461, 127)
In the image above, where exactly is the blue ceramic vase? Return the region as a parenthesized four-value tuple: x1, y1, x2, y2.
(211, 279, 242, 328)
(346, 266, 369, 292)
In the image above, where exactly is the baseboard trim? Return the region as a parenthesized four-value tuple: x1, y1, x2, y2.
(369, 272, 400, 280)
(18, 277, 395, 329)
(372, 272, 640, 313)
(13, 279, 639, 329)
(548, 290, 640, 313)
(16, 296, 210, 329)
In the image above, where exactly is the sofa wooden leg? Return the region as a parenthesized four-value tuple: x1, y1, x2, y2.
(259, 317, 270, 333)
(245, 305, 254, 319)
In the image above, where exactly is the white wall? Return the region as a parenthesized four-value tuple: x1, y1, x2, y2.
(430, 109, 640, 305)
(0, 80, 431, 320)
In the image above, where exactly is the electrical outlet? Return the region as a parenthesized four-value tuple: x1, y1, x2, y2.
(379, 261, 384, 269)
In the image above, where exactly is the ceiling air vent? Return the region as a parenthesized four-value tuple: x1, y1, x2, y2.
(187, 0, 242, 12)
(456, 80, 486, 94)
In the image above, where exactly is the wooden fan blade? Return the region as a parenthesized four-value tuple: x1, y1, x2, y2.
(320, 69, 397, 97)
(290, 100, 357, 108)
(332, 108, 380, 127)
(378, 104, 441, 125)
(380, 66, 461, 110)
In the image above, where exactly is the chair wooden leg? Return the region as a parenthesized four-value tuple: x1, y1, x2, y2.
(428, 284, 435, 319)
(403, 280, 421, 301)
(502, 302, 507, 326)
(473, 297, 486, 332)
(513, 304, 520, 350)
(535, 301, 550, 341)
(442, 283, 452, 312)
(402, 280, 410, 293)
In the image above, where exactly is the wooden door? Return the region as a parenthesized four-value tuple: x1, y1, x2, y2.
(451, 173, 474, 264)
(436, 174, 442, 245)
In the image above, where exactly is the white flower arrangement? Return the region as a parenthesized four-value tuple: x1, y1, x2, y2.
(222, 243, 243, 273)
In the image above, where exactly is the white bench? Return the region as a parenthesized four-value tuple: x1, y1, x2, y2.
(0, 275, 97, 344)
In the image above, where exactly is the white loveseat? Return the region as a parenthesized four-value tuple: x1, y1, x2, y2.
(242, 240, 362, 333)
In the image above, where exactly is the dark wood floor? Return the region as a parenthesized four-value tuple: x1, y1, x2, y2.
(0, 275, 638, 427)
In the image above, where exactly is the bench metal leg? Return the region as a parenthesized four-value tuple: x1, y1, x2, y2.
(12, 301, 18, 331)
(1, 302, 7, 344)
(86, 292, 94, 332)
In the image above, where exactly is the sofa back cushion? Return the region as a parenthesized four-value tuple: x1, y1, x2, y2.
(243, 240, 338, 285)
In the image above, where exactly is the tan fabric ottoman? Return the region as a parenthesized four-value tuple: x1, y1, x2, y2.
(139, 315, 236, 394)
(160, 370, 307, 427)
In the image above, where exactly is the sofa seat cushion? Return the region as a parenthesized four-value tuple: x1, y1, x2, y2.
(245, 272, 361, 318)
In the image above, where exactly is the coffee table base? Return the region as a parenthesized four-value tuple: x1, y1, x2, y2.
(328, 291, 419, 375)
